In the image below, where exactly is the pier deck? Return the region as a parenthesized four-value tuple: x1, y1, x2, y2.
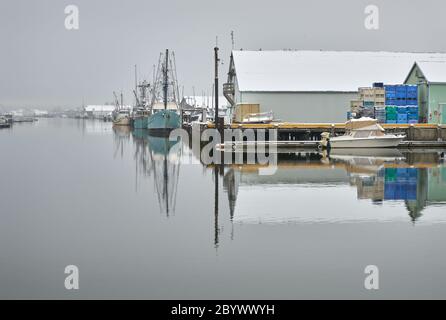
(197, 122, 446, 143)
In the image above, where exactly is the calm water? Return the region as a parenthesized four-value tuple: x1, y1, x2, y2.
(1, 118, 446, 299)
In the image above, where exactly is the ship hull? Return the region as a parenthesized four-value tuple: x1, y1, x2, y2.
(113, 116, 131, 126)
(132, 116, 149, 129)
(330, 136, 404, 148)
(147, 110, 180, 134)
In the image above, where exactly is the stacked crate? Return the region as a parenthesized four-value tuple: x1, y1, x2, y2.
(354, 87, 385, 120)
(374, 107, 386, 123)
(395, 85, 407, 106)
(359, 87, 375, 118)
(397, 106, 408, 124)
(385, 106, 397, 124)
(384, 84, 418, 124)
(406, 85, 419, 124)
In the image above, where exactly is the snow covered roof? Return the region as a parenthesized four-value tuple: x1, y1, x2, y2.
(182, 96, 228, 109)
(410, 61, 446, 83)
(232, 50, 446, 92)
(84, 105, 116, 112)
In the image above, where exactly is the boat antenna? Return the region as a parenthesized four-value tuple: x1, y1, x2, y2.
(134, 64, 138, 105)
(231, 31, 235, 50)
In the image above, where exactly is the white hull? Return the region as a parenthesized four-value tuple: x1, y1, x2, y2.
(113, 117, 131, 126)
(330, 136, 404, 148)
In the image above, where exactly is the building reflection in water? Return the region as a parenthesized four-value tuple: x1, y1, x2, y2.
(214, 148, 446, 225)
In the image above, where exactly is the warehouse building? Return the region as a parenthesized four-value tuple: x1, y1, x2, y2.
(84, 105, 130, 119)
(224, 50, 446, 123)
(405, 61, 446, 124)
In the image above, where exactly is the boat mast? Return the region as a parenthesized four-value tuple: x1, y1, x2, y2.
(134, 64, 138, 108)
(163, 49, 169, 111)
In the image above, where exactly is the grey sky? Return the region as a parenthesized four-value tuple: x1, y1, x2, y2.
(1, 0, 445, 109)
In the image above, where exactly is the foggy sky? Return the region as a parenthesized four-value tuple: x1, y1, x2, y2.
(1, 0, 445, 109)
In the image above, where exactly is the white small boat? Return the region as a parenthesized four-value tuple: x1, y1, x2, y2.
(329, 118, 405, 148)
(242, 111, 274, 124)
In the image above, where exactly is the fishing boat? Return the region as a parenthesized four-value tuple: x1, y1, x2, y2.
(147, 49, 181, 134)
(147, 109, 180, 132)
(131, 72, 152, 129)
(327, 118, 405, 148)
(112, 91, 131, 126)
(132, 108, 150, 129)
(113, 109, 131, 126)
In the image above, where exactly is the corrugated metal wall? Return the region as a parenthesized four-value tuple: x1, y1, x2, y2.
(236, 91, 357, 123)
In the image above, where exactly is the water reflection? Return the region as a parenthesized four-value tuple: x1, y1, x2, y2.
(113, 126, 132, 159)
(131, 129, 181, 217)
(216, 149, 446, 225)
(111, 124, 446, 226)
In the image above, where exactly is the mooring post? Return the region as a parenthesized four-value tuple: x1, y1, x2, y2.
(409, 124, 415, 141)
(438, 125, 443, 142)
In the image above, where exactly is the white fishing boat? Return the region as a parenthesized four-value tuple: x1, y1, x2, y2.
(112, 91, 131, 126)
(328, 118, 405, 148)
(113, 110, 131, 126)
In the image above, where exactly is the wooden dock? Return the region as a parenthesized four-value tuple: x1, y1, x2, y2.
(196, 122, 446, 143)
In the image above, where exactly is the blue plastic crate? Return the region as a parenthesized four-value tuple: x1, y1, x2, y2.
(407, 88, 418, 99)
(406, 98, 418, 105)
(407, 85, 418, 93)
(386, 120, 397, 124)
(386, 99, 396, 105)
(408, 119, 418, 124)
(384, 85, 396, 92)
(397, 115, 408, 123)
(397, 106, 407, 113)
(397, 99, 408, 106)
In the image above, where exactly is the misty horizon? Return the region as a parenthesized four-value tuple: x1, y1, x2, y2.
(1, 0, 446, 109)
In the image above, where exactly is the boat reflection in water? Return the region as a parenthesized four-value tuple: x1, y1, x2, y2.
(212, 148, 446, 225)
(112, 125, 132, 159)
(132, 129, 181, 216)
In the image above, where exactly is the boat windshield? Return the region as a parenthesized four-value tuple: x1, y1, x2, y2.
(351, 130, 384, 138)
